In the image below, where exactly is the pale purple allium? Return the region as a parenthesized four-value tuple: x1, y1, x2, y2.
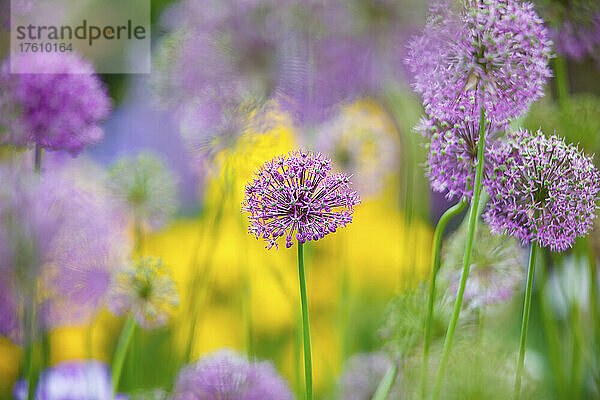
(0, 164, 127, 343)
(154, 0, 286, 160)
(242, 150, 360, 249)
(108, 256, 179, 328)
(315, 104, 399, 197)
(417, 99, 504, 200)
(337, 352, 400, 400)
(443, 224, 525, 309)
(172, 349, 294, 400)
(534, 0, 600, 66)
(484, 129, 600, 252)
(106, 151, 179, 231)
(406, 0, 552, 124)
(0, 52, 111, 154)
(13, 360, 127, 400)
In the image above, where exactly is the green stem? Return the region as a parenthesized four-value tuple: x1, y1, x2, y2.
(513, 245, 538, 400)
(586, 239, 600, 345)
(111, 316, 136, 395)
(554, 56, 569, 108)
(420, 199, 467, 399)
(297, 243, 313, 400)
(372, 364, 398, 400)
(429, 106, 486, 400)
(24, 300, 37, 400)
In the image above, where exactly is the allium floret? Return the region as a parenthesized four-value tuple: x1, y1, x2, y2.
(243, 150, 360, 249)
(484, 128, 600, 252)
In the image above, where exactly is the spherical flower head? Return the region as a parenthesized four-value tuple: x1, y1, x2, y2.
(484, 128, 600, 252)
(242, 149, 360, 249)
(315, 103, 399, 197)
(406, 0, 552, 124)
(108, 256, 180, 328)
(0, 52, 111, 154)
(172, 349, 294, 400)
(336, 352, 400, 400)
(417, 98, 504, 200)
(0, 163, 127, 343)
(13, 360, 127, 400)
(442, 223, 525, 309)
(106, 151, 179, 231)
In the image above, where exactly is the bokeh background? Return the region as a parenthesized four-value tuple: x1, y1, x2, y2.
(1, 0, 600, 399)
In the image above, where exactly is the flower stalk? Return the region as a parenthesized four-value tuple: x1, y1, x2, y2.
(297, 243, 313, 400)
(430, 106, 486, 400)
(420, 198, 467, 398)
(513, 244, 538, 400)
(111, 316, 136, 395)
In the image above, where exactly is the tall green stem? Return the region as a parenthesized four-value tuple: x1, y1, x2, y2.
(513, 245, 538, 400)
(429, 106, 486, 400)
(372, 364, 398, 400)
(420, 199, 467, 398)
(24, 299, 37, 400)
(34, 145, 42, 173)
(554, 56, 569, 109)
(297, 243, 313, 400)
(112, 316, 136, 395)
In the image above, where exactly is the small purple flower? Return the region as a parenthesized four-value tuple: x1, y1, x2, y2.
(484, 129, 600, 252)
(406, 0, 552, 124)
(172, 349, 294, 400)
(337, 352, 400, 400)
(0, 52, 111, 154)
(417, 98, 504, 200)
(108, 256, 179, 328)
(0, 163, 127, 343)
(443, 223, 525, 309)
(315, 104, 399, 197)
(242, 150, 360, 249)
(13, 360, 127, 400)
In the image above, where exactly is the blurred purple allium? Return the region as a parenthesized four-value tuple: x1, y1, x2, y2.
(172, 349, 294, 400)
(154, 0, 286, 162)
(416, 99, 504, 200)
(534, 0, 600, 66)
(276, 0, 427, 126)
(406, 0, 552, 124)
(443, 223, 525, 309)
(0, 52, 111, 154)
(106, 151, 179, 231)
(484, 129, 600, 252)
(13, 360, 127, 400)
(337, 352, 400, 400)
(108, 256, 179, 328)
(242, 150, 360, 249)
(0, 163, 127, 343)
(315, 103, 399, 197)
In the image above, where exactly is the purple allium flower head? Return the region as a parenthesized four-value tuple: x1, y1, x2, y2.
(106, 151, 179, 231)
(406, 0, 553, 124)
(242, 150, 360, 249)
(484, 129, 600, 252)
(108, 256, 180, 328)
(173, 349, 294, 400)
(154, 0, 286, 162)
(0, 163, 127, 343)
(315, 103, 399, 197)
(417, 98, 504, 200)
(337, 352, 400, 400)
(443, 223, 525, 309)
(0, 52, 111, 154)
(13, 360, 127, 400)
